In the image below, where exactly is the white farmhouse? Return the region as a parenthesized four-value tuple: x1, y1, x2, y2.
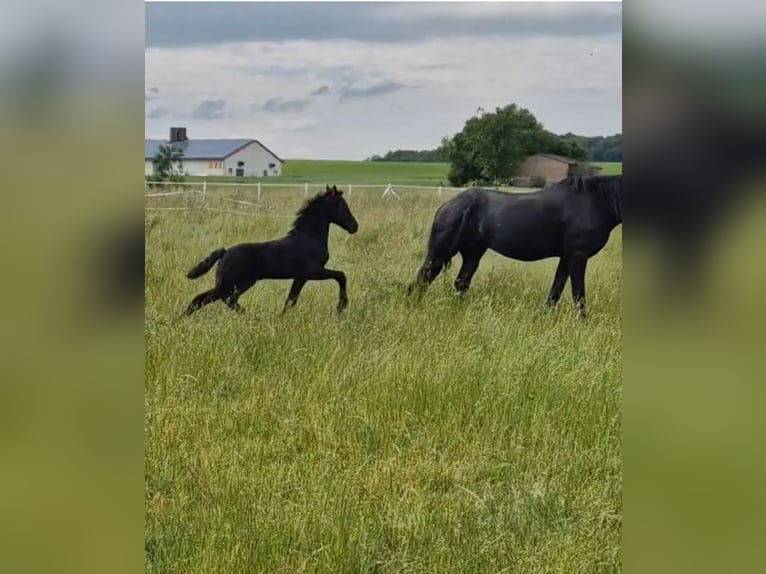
(145, 127, 283, 177)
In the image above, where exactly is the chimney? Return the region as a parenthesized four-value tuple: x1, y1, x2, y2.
(169, 127, 188, 142)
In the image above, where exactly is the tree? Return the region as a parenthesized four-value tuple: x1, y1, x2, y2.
(150, 143, 185, 181)
(440, 104, 579, 187)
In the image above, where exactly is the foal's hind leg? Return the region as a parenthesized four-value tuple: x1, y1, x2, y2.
(221, 284, 252, 313)
(454, 251, 484, 294)
(546, 258, 570, 307)
(182, 288, 219, 316)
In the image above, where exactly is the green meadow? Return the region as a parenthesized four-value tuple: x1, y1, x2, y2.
(145, 174, 622, 572)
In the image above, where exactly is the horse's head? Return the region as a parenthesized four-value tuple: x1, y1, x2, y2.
(323, 185, 358, 234)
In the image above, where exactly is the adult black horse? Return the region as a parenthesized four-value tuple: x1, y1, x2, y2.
(408, 175, 622, 318)
(182, 185, 358, 316)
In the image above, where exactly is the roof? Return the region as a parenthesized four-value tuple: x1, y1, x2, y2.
(144, 139, 283, 162)
(532, 153, 578, 165)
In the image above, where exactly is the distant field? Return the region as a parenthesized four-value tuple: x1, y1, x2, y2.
(185, 160, 621, 187)
(595, 162, 622, 176)
(189, 160, 451, 187)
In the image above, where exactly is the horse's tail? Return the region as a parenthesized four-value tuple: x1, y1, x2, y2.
(409, 194, 474, 293)
(427, 196, 473, 271)
(186, 248, 226, 279)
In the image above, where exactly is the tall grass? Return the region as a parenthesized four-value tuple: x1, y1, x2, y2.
(145, 190, 621, 573)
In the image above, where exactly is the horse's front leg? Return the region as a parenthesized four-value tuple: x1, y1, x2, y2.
(546, 257, 570, 307)
(305, 267, 348, 312)
(568, 257, 588, 319)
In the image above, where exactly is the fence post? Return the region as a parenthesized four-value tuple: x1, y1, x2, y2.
(438, 184, 442, 197)
(382, 183, 400, 199)
(304, 182, 308, 196)
(257, 182, 262, 200)
(202, 180, 207, 202)
(348, 183, 352, 197)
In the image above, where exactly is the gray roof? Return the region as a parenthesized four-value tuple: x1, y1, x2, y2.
(535, 153, 578, 165)
(144, 138, 283, 162)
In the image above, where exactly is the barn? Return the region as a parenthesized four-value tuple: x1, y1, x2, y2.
(145, 127, 283, 177)
(515, 153, 603, 186)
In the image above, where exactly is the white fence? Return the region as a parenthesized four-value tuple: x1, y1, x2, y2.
(144, 180, 527, 217)
(144, 180, 469, 199)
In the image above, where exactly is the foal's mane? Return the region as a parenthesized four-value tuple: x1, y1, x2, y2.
(289, 189, 337, 234)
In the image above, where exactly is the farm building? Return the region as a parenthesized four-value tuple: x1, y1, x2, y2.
(514, 153, 602, 186)
(145, 127, 283, 177)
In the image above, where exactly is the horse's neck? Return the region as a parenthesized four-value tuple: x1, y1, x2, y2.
(595, 185, 622, 228)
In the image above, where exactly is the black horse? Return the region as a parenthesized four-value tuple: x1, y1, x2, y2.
(183, 185, 358, 316)
(408, 175, 622, 318)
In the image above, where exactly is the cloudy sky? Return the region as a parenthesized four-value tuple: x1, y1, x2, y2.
(145, 2, 622, 160)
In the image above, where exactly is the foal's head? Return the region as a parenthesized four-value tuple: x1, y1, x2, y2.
(321, 185, 359, 234)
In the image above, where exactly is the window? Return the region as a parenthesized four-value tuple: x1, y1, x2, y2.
(237, 161, 245, 167)
(268, 162, 276, 169)
(208, 161, 222, 169)
(228, 168, 232, 174)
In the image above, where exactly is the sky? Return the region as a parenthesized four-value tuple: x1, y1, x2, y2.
(145, 2, 622, 160)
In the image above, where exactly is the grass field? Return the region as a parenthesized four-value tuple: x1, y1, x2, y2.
(145, 182, 622, 572)
(185, 159, 621, 187)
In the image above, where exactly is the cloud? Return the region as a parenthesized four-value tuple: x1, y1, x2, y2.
(191, 99, 226, 119)
(147, 107, 168, 119)
(338, 80, 408, 101)
(145, 2, 621, 47)
(145, 6, 622, 160)
(251, 97, 310, 113)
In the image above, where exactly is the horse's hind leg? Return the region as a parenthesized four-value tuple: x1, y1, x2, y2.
(182, 288, 219, 316)
(407, 259, 445, 297)
(546, 258, 570, 307)
(454, 251, 484, 294)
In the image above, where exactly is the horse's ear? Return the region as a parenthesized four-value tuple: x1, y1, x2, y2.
(325, 184, 331, 193)
(332, 185, 339, 194)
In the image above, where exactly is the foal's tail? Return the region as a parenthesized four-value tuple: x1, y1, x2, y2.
(186, 248, 226, 279)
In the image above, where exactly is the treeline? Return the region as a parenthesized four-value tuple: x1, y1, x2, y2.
(559, 133, 622, 162)
(366, 149, 445, 162)
(369, 131, 621, 164)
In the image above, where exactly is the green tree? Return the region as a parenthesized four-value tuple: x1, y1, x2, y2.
(150, 143, 185, 181)
(440, 104, 579, 186)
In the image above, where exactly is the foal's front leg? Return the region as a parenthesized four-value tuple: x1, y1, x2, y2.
(282, 279, 307, 313)
(305, 267, 348, 312)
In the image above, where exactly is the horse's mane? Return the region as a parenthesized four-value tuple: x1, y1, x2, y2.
(563, 174, 621, 195)
(564, 174, 622, 222)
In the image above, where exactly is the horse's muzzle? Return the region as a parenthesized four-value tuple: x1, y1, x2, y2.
(346, 220, 359, 234)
